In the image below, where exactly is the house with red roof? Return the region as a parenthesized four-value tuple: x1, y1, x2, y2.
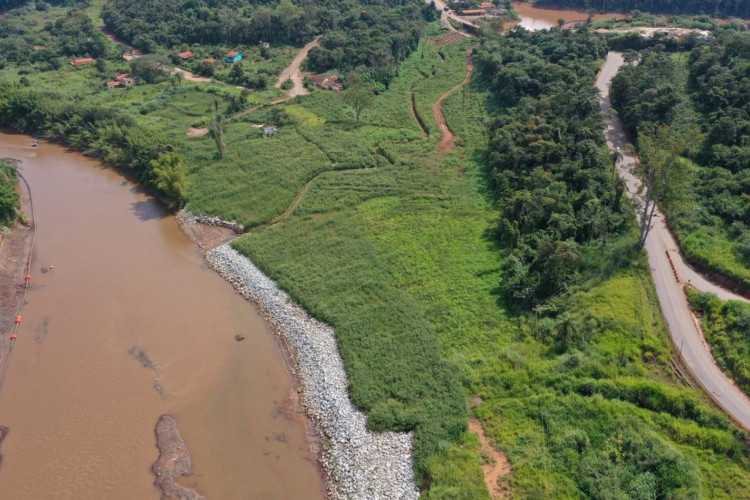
(178, 51, 194, 60)
(70, 57, 94, 66)
(225, 51, 243, 63)
(202, 57, 216, 64)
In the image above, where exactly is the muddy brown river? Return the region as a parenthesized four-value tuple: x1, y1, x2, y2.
(510, 2, 624, 30)
(0, 131, 324, 499)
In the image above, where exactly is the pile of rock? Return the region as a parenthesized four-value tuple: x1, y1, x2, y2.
(176, 210, 245, 234)
(207, 244, 419, 499)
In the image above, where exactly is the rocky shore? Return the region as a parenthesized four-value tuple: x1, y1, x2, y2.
(207, 244, 419, 499)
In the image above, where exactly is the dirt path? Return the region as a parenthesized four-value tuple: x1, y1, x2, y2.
(97, 26, 143, 57)
(598, 52, 750, 433)
(265, 168, 367, 227)
(275, 37, 321, 98)
(434, 45, 477, 154)
(469, 419, 511, 499)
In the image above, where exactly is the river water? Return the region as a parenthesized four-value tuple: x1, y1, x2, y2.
(511, 2, 623, 30)
(0, 131, 324, 499)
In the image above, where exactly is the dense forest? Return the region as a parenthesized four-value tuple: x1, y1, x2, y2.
(471, 27, 750, 498)
(0, 9, 109, 68)
(478, 28, 630, 309)
(611, 29, 750, 289)
(0, 159, 20, 229)
(102, 0, 436, 84)
(536, 0, 750, 17)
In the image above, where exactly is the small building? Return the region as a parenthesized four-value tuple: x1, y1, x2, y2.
(460, 9, 487, 16)
(178, 51, 194, 60)
(202, 57, 216, 64)
(106, 81, 123, 89)
(259, 41, 270, 48)
(263, 125, 278, 136)
(71, 57, 94, 66)
(114, 72, 136, 86)
(33, 45, 46, 51)
(478, 2, 493, 7)
(308, 74, 343, 91)
(225, 51, 243, 63)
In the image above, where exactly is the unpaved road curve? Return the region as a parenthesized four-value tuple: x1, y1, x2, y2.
(434, 45, 477, 153)
(598, 52, 750, 431)
(275, 37, 320, 98)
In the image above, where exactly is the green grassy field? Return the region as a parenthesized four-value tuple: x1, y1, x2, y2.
(4, 3, 750, 496)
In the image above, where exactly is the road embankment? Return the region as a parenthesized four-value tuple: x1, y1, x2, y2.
(206, 243, 419, 499)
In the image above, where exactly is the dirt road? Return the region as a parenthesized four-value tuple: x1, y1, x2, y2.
(427, 0, 479, 33)
(434, 45, 477, 153)
(275, 37, 320, 98)
(597, 52, 750, 431)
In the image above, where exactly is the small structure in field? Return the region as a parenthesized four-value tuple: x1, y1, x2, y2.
(33, 45, 46, 51)
(479, 2, 493, 7)
(263, 125, 278, 136)
(308, 74, 343, 91)
(225, 51, 243, 63)
(259, 41, 270, 48)
(202, 57, 216, 64)
(71, 57, 94, 66)
(115, 72, 136, 86)
(106, 81, 122, 89)
(178, 51, 194, 61)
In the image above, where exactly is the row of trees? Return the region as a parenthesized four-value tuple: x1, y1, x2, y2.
(102, 0, 435, 85)
(0, 159, 20, 229)
(536, 0, 750, 17)
(0, 84, 188, 209)
(476, 27, 631, 309)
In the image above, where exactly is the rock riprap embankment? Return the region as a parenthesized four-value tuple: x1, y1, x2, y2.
(207, 244, 419, 499)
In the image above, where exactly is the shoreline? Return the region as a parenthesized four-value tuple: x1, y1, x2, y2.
(177, 211, 420, 498)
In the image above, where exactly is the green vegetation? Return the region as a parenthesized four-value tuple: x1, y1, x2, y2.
(611, 30, 750, 291)
(2, 1, 750, 497)
(0, 158, 20, 229)
(102, 0, 438, 85)
(688, 288, 750, 398)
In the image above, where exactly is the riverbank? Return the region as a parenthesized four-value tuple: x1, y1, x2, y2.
(204, 241, 419, 499)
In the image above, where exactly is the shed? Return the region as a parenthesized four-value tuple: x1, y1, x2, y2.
(202, 57, 216, 63)
(178, 51, 194, 60)
(225, 51, 243, 63)
(263, 125, 278, 136)
(71, 57, 94, 66)
(106, 81, 123, 89)
(308, 74, 343, 91)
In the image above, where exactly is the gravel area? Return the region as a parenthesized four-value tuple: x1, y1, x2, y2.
(207, 244, 419, 500)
